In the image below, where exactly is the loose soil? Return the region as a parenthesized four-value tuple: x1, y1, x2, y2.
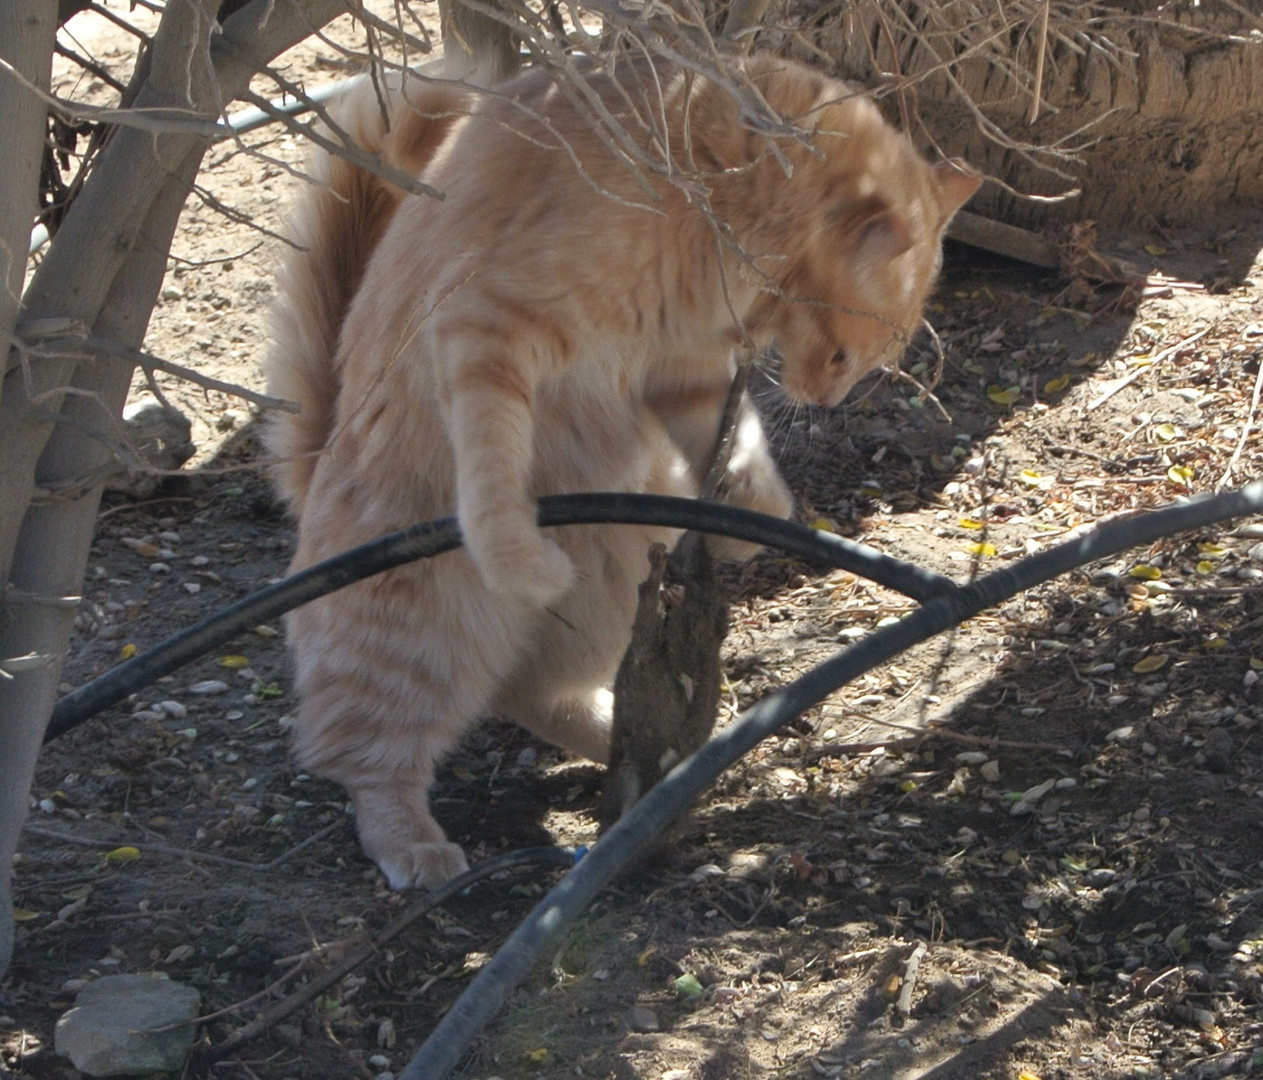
(5, 9, 1263, 1080)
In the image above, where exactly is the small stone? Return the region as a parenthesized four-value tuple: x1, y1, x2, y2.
(189, 680, 230, 695)
(55, 974, 200, 1076)
(106, 401, 195, 499)
(625, 1006, 660, 1033)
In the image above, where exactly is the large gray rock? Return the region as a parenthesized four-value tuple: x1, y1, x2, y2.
(55, 973, 201, 1076)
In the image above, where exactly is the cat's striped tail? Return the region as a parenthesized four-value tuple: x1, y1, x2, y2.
(264, 73, 469, 513)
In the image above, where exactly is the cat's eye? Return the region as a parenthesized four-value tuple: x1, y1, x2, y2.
(830, 349, 849, 367)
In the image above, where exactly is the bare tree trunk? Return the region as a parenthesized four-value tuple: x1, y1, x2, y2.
(0, 0, 350, 980)
(0, 0, 60, 984)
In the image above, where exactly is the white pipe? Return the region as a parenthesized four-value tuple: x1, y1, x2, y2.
(28, 76, 359, 257)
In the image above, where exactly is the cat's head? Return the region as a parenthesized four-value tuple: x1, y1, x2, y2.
(714, 60, 981, 407)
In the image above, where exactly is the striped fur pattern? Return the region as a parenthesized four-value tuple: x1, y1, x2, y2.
(265, 55, 979, 889)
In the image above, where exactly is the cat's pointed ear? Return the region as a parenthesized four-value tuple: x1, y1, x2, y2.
(932, 159, 983, 218)
(839, 195, 914, 261)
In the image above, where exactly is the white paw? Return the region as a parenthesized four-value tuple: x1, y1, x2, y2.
(376, 841, 470, 891)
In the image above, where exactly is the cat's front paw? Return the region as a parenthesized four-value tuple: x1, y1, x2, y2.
(472, 531, 576, 606)
(375, 841, 471, 891)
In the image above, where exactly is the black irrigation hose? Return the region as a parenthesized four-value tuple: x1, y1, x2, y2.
(199, 845, 577, 1065)
(399, 480, 1263, 1080)
(45, 493, 955, 742)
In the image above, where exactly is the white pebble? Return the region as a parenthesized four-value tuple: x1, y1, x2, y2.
(159, 700, 187, 719)
(190, 555, 210, 567)
(190, 680, 230, 695)
(149, 563, 171, 574)
(183, 583, 201, 595)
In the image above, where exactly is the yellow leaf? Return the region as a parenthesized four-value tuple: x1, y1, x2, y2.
(219, 655, 250, 669)
(958, 518, 985, 530)
(1018, 1072, 1043, 1080)
(120, 643, 137, 660)
(809, 517, 837, 533)
(1168, 465, 1195, 486)
(12, 908, 43, 922)
(966, 543, 997, 557)
(1196, 561, 1215, 575)
(1018, 469, 1052, 489)
(1132, 654, 1169, 674)
(1129, 564, 1163, 581)
(987, 385, 1022, 406)
(1043, 373, 1072, 394)
(1144, 243, 1168, 256)
(1250, 658, 1263, 671)
(1153, 423, 1179, 442)
(1203, 637, 1229, 650)
(637, 947, 657, 966)
(105, 846, 142, 864)
(527, 1049, 549, 1064)
(898, 780, 919, 793)
(61, 884, 93, 901)
(1198, 542, 1227, 558)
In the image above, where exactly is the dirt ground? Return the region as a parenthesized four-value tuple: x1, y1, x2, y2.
(5, 6, 1263, 1080)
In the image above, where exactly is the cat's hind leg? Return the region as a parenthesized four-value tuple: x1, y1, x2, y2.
(345, 778, 470, 891)
(507, 687, 615, 765)
(286, 555, 533, 890)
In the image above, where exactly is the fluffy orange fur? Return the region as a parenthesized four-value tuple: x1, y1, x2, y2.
(266, 55, 979, 889)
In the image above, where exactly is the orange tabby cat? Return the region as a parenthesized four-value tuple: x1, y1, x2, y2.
(266, 55, 979, 890)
